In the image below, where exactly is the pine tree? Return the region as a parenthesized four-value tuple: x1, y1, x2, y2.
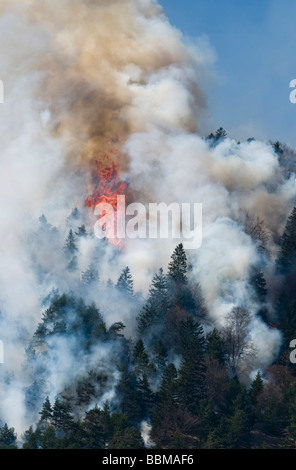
(273, 141, 284, 156)
(168, 244, 188, 285)
(52, 398, 73, 432)
(276, 207, 296, 274)
(66, 208, 80, 227)
(136, 374, 155, 418)
(215, 127, 227, 141)
(132, 339, 149, 373)
(261, 395, 285, 435)
(67, 255, 78, 272)
(249, 371, 264, 406)
(168, 244, 195, 313)
(83, 406, 106, 449)
(137, 268, 169, 335)
(153, 340, 168, 371)
(41, 426, 60, 449)
(22, 426, 42, 449)
(116, 365, 143, 423)
(81, 264, 99, 286)
(0, 424, 17, 449)
(158, 363, 178, 406)
(64, 229, 78, 256)
(40, 397, 53, 425)
(177, 317, 207, 413)
(225, 408, 251, 448)
(76, 374, 96, 406)
(108, 321, 126, 339)
(108, 426, 145, 449)
(76, 225, 87, 238)
(64, 229, 78, 272)
(250, 267, 267, 302)
(116, 267, 134, 296)
(206, 328, 226, 364)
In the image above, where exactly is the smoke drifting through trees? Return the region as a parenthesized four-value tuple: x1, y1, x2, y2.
(0, 0, 296, 448)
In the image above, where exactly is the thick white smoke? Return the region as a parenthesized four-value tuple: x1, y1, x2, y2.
(0, 0, 294, 434)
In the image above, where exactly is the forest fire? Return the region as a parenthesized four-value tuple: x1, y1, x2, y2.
(85, 159, 128, 247)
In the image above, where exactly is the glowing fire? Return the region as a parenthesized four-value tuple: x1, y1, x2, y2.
(85, 158, 128, 247)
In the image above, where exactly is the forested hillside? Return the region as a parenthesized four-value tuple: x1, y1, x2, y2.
(1, 149, 296, 449)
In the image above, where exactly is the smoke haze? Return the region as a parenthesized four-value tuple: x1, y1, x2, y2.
(0, 0, 294, 435)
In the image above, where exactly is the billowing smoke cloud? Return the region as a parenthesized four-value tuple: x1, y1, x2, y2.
(0, 0, 294, 434)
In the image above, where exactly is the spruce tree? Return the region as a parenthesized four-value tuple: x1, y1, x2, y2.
(250, 268, 267, 302)
(168, 244, 188, 285)
(206, 328, 226, 364)
(81, 264, 99, 286)
(249, 371, 264, 406)
(177, 317, 207, 414)
(22, 426, 42, 449)
(83, 406, 106, 449)
(276, 207, 296, 274)
(132, 339, 149, 372)
(168, 244, 195, 313)
(153, 340, 168, 371)
(64, 229, 78, 272)
(0, 424, 17, 449)
(116, 365, 143, 423)
(136, 374, 155, 418)
(158, 363, 178, 406)
(76, 225, 87, 238)
(116, 267, 134, 296)
(52, 398, 73, 432)
(64, 229, 78, 256)
(40, 396, 53, 425)
(137, 268, 169, 335)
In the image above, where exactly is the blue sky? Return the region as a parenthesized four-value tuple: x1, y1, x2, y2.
(160, 0, 296, 148)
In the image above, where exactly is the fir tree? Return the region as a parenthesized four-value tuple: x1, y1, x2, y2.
(83, 406, 106, 449)
(250, 267, 267, 303)
(158, 363, 178, 406)
(132, 339, 149, 373)
(76, 225, 87, 238)
(0, 424, 17, 449)
(116, 267, 134, 296)
(81, 264, 99, 286)
(168, 244, 195, 313)
(137, 268, 169, 335)
(64, 229, 78, 256)
(249, 371, 264, 406)
(22, 426, 42, 449)
(116, 365, 143, 423)
(206, 328, 226, 364)
(52, 398, 73, 432)
(39, 397, 53, 425)
(41, 426, 60, 449)
(153, 340, 168, 371)
(63, 229, 78, 272)
(168, 243, 188, 285)
(276, 207, 296, 274)
(177, 317, 207, 413)
(136, 374, 155, 418)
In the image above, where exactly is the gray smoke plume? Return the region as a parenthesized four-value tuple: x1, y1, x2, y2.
(0, 0, 293, 434)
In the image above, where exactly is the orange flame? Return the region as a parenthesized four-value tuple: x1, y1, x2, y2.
(85, 157, 128, 247)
